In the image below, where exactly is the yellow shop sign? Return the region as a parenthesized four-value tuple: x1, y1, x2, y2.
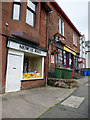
(63, 46, 69, 52)
(63, 46, 76, 56)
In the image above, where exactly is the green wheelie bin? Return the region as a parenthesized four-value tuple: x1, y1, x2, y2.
(54, 67, 64, 79)
(63, 68, 73, 79)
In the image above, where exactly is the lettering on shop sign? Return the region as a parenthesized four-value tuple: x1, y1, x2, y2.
(19, 45, 41, 54)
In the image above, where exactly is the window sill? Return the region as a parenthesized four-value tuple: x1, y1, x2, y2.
(26, 22, 35, 28)
(21, 78, 44, 81)
(11, 19, 20, 21)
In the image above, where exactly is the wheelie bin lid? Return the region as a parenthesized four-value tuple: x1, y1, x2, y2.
(54, 67, 65, 70)
(64, 68, 73, 71)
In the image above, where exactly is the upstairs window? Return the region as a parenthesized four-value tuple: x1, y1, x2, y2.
(58, 17, 64, 36)
(73, 32, 77, 46)
(62, 20, 64, 36)
(58, 16, 61, 34)
(12, 0, 21, 20)
(26, 0, 36, 27)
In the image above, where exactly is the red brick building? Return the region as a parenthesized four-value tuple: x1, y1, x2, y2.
(0, 1, 81, 94)
(47, 2, 81, 72)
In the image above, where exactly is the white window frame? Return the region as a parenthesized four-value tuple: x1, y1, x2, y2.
(22, 56, 44, 80)
(58, 16, 61, 34)
(26, 0, 36, 27)
(62, 20, 64, 36)
(12, 0, 21, 20)
(73, 32, 77, 46)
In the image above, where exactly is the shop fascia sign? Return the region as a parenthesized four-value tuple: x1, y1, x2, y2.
(7, 41, 47, 56)
(63, 46, 76, 56)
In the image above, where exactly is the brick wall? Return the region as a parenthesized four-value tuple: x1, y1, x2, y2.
(21, 79, 45, 90)
(39, 5, 47, 49)
(1, 2, 48, 93)
(2, 36, 8, 93)
(2, 2, 40, 46)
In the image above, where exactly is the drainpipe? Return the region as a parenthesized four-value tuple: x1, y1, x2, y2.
(46, 10, 53, 86)
(46, 12, 49, 87)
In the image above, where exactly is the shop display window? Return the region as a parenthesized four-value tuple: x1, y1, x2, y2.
(63, 51, 66, 66)
(23, 54, 43, 80)
(55, 48, 63, 67)
(73, 56, 78, 69)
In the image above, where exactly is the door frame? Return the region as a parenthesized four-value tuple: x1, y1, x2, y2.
(5, 49, 24, 92)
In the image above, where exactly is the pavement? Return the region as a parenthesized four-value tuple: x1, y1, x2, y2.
(0, 76, 88, 119)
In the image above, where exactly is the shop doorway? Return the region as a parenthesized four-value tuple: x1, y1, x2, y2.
(5, 54, 22, 92)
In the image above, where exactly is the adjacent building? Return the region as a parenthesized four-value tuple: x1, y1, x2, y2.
(0, 0, 81, 94)
(47, 2, 81, 72)
(85, 40, 90, 68)
(78, 34, 86, 69)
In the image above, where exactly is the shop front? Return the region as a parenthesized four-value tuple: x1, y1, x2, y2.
(63, 46, 80, 70)
(54, 44, 76, 69)
(5, 38, 47, 92)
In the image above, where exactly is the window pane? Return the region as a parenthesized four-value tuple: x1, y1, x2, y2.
(13, 4, 20, 20)
(73, 33, 77, 46)
(26, 9, 34, 26)
(58, 17, 61, 34)
(23, 55, 43, 79)
(27, 0, 36, 12)
(62, 20, 64, 36)
(63, 51, 66, 66)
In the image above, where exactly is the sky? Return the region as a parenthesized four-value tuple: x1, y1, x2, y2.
(55, 0, 89, 41)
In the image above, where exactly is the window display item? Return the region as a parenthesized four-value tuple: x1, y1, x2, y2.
(23, 72, 41, 79)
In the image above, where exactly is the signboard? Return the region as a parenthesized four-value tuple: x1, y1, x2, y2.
(63, 46, 76, 56)
(7, 41, 47, 56)
(78, 58, 83, 62)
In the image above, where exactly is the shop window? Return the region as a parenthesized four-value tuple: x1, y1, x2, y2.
(58, 16, 61, 34)
(23, 54, 44, 80)
(55, 48, 63, 67)
(69, 53, 72, 68)
(73, 56, 78, 69)
(12, 0, 21, 20)
(26, 0, 36, 26)
(63, 51, 66, 66)
(73, 33, 77, 46)
(55, 54, 58, 66)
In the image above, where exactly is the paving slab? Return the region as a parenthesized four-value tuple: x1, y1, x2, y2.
(61, 95, 85, 108)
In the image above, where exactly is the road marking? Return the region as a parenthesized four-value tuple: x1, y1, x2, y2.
(61, 95, 85, 109)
